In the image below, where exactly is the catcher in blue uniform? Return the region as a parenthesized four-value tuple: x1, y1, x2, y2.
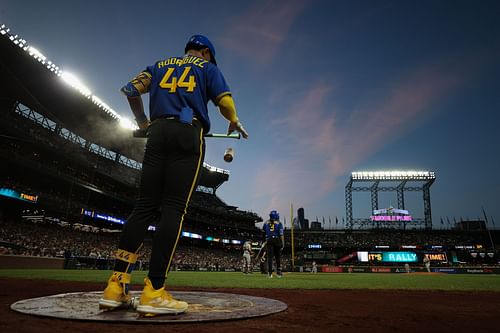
(263, 210, 284, 278)
(99, 34, 248, 316)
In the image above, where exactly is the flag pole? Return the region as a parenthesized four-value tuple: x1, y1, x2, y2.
(482, 206, 495, 249)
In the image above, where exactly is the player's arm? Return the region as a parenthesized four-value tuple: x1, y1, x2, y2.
(217, 94, 248, 139)
(207, 64, 249, 139)
(121, 71, 152, 129)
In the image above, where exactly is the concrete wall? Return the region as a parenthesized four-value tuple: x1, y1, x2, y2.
(0, 255, 64, 269)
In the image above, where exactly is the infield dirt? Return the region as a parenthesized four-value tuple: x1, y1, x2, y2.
(1, 278, 499, 332)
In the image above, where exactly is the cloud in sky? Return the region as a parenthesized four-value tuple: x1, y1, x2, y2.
(253, 60, 467, 214)
(219, 0, 310, 65)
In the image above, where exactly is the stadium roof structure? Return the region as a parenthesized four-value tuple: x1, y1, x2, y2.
(346, 170, 436, 230)
(351, 170, 435, 181)
(0, 24, 228, 189)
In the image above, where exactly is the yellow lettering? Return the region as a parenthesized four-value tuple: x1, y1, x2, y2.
(20, 193, 37, 202)
(193, 58, 206, 68)
(159, 57, 207, 70)
(159, 67, 177, 92)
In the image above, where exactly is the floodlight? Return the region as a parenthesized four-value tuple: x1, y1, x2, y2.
(351, 170, 435, 180)
(118, 117, 137, 130)
(61, 72, 92, 96)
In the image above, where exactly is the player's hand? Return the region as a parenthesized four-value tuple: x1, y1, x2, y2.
(137, 119, 150, 130)
(228, 120, 248, 139)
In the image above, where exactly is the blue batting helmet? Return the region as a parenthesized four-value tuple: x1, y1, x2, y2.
(269, 210, 280, 221)
(185, 34, 217, 65)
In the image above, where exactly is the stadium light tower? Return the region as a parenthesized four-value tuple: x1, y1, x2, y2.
(1, 24, 138, 131)
(346, 170, 436, 230)
(61, 72, 92, 97)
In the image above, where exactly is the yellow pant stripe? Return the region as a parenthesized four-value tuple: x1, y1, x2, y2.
(165, 126, 204, 275)
(116, 249, 138, 264)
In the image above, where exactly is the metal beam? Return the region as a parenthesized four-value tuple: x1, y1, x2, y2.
(345, 179, 353, 229)
(397, 180, 407, 210)
(345, 174, 435, 230)
(370, 180, 379, 217)
(351, 186, 422, 192)
(423, 179, 435, 230)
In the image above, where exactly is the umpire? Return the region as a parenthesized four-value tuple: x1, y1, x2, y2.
(99, 34, 248, 316)
(263, 210, 284, 278)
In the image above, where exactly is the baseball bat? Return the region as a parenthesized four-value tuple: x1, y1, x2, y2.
(205, 133, 241, 139)
(132, 129, 240, 139)
(253, 241, 267, 268)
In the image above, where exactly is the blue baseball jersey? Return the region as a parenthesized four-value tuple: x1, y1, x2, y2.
(123, 55, 231, 133)
(263, 220, 284, 239)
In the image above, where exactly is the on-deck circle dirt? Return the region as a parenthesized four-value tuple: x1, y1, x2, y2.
(2, 278, 500, 333)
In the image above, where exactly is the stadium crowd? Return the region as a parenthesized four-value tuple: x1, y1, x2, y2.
(287, 229, 497, 249)
(0, 217, 260, 271)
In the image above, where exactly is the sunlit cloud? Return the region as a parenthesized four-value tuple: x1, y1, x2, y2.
(219, 0, 310, 65)
(253, 62, 467, 215)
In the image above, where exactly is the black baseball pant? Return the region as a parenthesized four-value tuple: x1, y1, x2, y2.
(267, 237, 282, 275)
(115, 117, 205, 288)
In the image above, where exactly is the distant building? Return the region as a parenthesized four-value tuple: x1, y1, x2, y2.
(310, 221, 322, 230)
(298, 208, 309, 230)
(454, 220, 486, 231)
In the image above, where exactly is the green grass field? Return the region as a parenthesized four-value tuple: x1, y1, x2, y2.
(1, 269, 500, 291)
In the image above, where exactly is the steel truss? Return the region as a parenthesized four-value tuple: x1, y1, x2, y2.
(345, 174, 435, 230)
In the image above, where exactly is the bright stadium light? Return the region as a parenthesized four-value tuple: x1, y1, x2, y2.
(27, 46, 46, 62)
(351, 170, 435, 180)
(60, 72, 92, 97)
(118, 116, 137, 130)
(91, 95, 105, 107)
(3, 25, 138, 131)
(0, 25, 8, 35)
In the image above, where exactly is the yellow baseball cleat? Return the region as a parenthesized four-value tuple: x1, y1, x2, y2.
(136, 278, 188, 316)
(99, 273, 132, 310)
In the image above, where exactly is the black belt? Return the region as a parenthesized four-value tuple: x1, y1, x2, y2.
(153, 115, 200, 122)
(152, 115, 202, 128)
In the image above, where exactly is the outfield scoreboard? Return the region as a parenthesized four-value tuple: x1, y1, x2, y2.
(371, 206, 412, 222)
(0, 188, 38, 203)
(424, 253, 448, 262)
(358, 251, 448, 263)
(358, 251, 418, 263)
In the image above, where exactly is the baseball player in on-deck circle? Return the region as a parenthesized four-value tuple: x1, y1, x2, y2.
(263, 210, 284, 278)
(99, 34, 248, 316)
(311, 261, 318, 274)
(242, 241, 253, 274)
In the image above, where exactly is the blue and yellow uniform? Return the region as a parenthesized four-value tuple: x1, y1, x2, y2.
(263, 210, 284, 277)
(122, 54, 231, 133)
(100, 34, 245, 315)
